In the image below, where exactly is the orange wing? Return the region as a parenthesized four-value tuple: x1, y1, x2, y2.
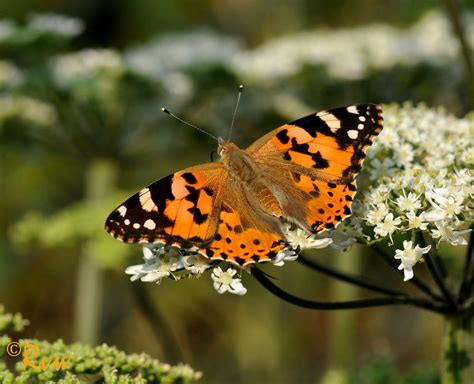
(247, 104, 383, 232)
(106, 163, 289, 266)
(105, 163, 224, 248)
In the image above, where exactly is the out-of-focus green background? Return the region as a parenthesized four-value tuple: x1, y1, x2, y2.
(1, 1, 472, 383)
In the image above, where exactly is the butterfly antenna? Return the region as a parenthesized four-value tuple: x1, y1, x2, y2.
(161, 108, 218, 141)
(228, 84, 243, 140)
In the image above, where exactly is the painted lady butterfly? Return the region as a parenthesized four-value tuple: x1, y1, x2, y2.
(105, 104, 383, 266)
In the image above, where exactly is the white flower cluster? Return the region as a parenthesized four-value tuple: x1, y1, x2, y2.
(0, 95, 57, 127)
(0, 20, 16, 42)
(0, 14, 83, 44)
(125, 244, 249, 295)
(233, 11, 474, 82)
(125, 30, 239, 98)
(0, 61, 22, 88)
(124, 225, 334, 295)
(27, 13, 84, 38)
(50, 49, 124, 88)
(340, 103, 473, 280)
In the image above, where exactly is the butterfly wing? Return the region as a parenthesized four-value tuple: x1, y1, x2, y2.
(105, 163, 225, 248)
(246, 104, 383, 232)
(199, 184, 288, 266)
(106, 162, 288, 265)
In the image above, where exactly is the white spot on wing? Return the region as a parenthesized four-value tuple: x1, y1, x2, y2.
(144, 219, 156, 230)
(348, 130, 358, 139)
(139, 188, 157, 212)
(347, 106, 358, 114)
(320, 113, 341, 131)
(117, 206, 127, 217)
(133, 223, 141, 229)
(359, 116, 366, 122)
(358, 123, 364, 130)
(124, 219, 130, 225)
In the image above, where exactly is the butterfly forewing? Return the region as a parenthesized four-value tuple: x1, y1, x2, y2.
(105, 164, 224, 247)
(247, 104, 383, 233)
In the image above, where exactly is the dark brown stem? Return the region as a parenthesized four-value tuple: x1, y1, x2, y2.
(458, 231, 474, 304)
(373, 243, 443, 301)
(251, 267, 451, 314)
(418, 233, 457, 308)
(298, 254, 407, 297)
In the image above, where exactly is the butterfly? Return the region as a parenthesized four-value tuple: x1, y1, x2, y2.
(105, 104, 383, 266)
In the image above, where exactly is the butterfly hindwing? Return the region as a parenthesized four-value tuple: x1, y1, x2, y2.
(201, 201, 288, 266)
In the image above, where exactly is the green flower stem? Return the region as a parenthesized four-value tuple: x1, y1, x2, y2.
(442, 315, 473, 384)
(373, 243, 443, 301)
(74, 159, 118, 344)
(298, 254, 408, 297)
(418, 233, 457, 308)
(251, 267, 450, 314)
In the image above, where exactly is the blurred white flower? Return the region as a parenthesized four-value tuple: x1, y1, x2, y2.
(125, 30, 239, 97)
(27, 13, 84, 37)
(0, 20, 16, 42)
(394, 240, 431, 281)
(51, 49, 124, 87)
(233, 11, 474, 82)
(0, 96, 56, 127)
(0, 61, 22, 87)
(369, 158, 396, 181)
(211, 267, 247, 295)
(183, 254, 211, 275)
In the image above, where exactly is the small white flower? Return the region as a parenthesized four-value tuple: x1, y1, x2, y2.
(183, 253, 211, 275)
(211, 267, 247, 295)
(394, 240, 431, 281)
(140, 254, 182, 282)
(424, 187, 464, 221)
(365, 203, 390, 225)
(405, 210, 428, 230)
(374, 213, 401, 242)
(125, 245, 183, 283)
(272, 248, 299, 267)
(395, 191, 421, 212)
(430, 222, 471, 246)
(283, 225, 333, 250)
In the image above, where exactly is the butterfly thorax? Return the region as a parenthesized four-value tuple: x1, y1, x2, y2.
(218, 140, 259, 183)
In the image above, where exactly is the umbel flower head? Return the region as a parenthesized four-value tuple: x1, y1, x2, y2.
(339, 103, 472, 279)
(125, 103, 472, 293)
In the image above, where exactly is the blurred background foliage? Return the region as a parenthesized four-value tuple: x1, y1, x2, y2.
(0, 0, 472, 383)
